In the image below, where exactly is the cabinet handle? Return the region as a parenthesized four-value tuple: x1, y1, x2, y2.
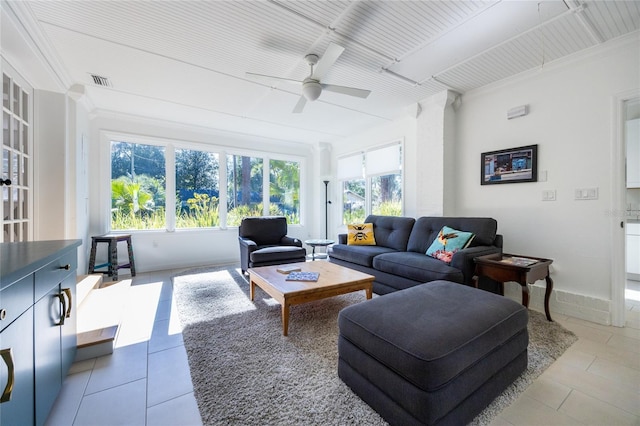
(62, 288, 72, 318)
(0, 309, 6, 321)
(55, 293, 66, 326)
(0, 348, 14, 403)
(60, 264, 71, 270)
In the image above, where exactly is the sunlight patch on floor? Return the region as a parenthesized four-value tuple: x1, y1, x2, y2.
(626, 287, 640, 302)
(115, 281, 162, 348)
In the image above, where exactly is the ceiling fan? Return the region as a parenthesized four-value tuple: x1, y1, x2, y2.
(246, 42, 371, 113)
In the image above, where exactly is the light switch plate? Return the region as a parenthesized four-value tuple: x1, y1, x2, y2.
(575, 187, 599, 200)
(542, 190, 556, 201)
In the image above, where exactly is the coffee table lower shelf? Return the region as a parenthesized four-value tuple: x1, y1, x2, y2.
(248, 262, 373, 336)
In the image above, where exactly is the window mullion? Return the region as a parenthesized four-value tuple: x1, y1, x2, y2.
(263, 158, 269, 216)
(166, 144, 176, 232)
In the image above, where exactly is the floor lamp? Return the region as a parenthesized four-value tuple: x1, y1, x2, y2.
(324, 180, 331, 239)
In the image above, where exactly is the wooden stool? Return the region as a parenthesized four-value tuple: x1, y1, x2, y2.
(88, 234, 136, 281)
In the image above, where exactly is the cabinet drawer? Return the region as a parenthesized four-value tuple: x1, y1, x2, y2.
(0, 275, 33, 333)
(34, 251, 77, 302)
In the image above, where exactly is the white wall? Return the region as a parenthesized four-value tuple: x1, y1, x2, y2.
(33, 89, 67, 240)
(86, 112, 319, 272)
(454, 35, 639, 323)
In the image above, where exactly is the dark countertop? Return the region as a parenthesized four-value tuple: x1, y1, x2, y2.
(1, 239, 82, 288)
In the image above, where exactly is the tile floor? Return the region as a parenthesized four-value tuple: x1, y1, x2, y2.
(45, 272, 640, 426)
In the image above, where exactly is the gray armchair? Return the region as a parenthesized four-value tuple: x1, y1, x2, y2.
(238, 216, 307, 274)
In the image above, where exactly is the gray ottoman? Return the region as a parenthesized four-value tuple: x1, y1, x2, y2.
(338, 280, 528, 426)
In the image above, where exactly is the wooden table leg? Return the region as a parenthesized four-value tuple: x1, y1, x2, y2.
(365, 287, 372, 299)
(249, 279, 255, 301)
(544, 276, 554, 322)
(521, 283, 530, 308)
(282, 304, 290, 336)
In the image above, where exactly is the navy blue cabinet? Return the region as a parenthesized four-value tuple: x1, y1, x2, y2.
(0, 240, 81, 426)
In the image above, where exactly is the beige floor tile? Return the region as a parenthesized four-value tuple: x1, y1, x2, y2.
(499, 395, 583, 425)
(553, 347, 596, 371)
(607, 334, 640, 354)
(560, 320, 613, 344)
(559, 389, 639, 426)
(522, 376, 572, 410)
(587, 357, 640, 391)
(487, 415, 515, 426)
(545, 362, 640, 415)
(569, 339, 640, 370)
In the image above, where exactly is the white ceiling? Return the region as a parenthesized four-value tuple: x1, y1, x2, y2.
(11, 0, 640, 144)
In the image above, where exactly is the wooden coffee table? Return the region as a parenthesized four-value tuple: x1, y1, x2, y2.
(248, 261, 374, 335)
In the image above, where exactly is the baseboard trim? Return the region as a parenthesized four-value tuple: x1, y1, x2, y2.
(503, 283, 612, 326)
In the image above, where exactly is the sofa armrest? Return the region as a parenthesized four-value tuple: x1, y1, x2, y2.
(338, 233, 347, 244)
(280, 235, 303, 247)
(451, 245, 502, 285)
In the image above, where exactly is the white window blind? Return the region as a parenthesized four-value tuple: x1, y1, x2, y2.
(337, 153, 364, 180)
(366, 143, 401, 177)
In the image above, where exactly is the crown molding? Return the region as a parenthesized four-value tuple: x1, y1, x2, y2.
(2, 1, 73, 91)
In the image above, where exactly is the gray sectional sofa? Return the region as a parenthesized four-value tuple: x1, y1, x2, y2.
(329, 215, 503, 294)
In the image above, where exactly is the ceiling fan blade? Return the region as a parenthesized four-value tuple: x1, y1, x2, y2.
(322, 84, 371, 99)
(245, 72, 301, 85)
(311, 42, 345, 80)
(292, 96, 307, 113)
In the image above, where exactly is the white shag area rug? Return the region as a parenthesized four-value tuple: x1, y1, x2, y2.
(172, 266, 578, 425)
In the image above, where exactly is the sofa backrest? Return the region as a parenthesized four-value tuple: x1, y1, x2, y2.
(365, 215, 416, 251)
(407, 217, 498, 253)
(239, 216, 287, 246)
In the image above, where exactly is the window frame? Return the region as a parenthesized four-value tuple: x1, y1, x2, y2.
(338, 140, 404, 224)
(101, 131, 305, 233)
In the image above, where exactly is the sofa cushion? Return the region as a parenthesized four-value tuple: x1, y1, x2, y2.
(364, 215, 416, 251)
(347, 223, 376, 245)
(373, 251, 464, 283)
(330, 244, 397, 267)
(407, 217, 497, 253)
(426, 225, 475, 263)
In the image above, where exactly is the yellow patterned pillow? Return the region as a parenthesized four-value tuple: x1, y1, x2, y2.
(347, 223, 376, 245)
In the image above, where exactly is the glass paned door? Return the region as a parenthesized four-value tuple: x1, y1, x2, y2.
(2, 62, 32, 242)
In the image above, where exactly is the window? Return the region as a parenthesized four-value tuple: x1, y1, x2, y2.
(111, 141, 166, 230)
(175, 149, 219, 228)
(270, 159, 300, 224)
(108, 136, 301, 231)
(338, 142, 403, 224)
(226, 154, 263, 226)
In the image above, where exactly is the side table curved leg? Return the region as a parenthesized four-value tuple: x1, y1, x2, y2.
(521, 284, 530, 308)
(544, 276, 554, 322)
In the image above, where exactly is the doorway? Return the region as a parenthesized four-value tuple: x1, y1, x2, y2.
(624, 98, 640, 327)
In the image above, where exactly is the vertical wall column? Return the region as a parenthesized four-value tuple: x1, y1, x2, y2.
(415, 89, 459, 217)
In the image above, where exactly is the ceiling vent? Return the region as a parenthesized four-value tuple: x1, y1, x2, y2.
(90, 74, 112, 87)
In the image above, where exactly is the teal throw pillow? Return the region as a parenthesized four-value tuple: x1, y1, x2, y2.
(426, 226, 475, 264)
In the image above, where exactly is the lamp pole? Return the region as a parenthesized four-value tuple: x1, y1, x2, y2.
(323, 180, 330, 239)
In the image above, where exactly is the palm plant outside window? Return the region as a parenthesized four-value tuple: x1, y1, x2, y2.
(110, 138, 301, 231)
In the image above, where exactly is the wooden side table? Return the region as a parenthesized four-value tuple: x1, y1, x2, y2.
(474, 253, 554, 321)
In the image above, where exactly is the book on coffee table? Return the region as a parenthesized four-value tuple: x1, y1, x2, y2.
(285, 271, 320, 282)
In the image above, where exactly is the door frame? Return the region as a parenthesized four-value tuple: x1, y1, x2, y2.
(611, 89, 640, 327)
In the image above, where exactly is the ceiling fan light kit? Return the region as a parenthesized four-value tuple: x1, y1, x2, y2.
(302, 80, 322, 101)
